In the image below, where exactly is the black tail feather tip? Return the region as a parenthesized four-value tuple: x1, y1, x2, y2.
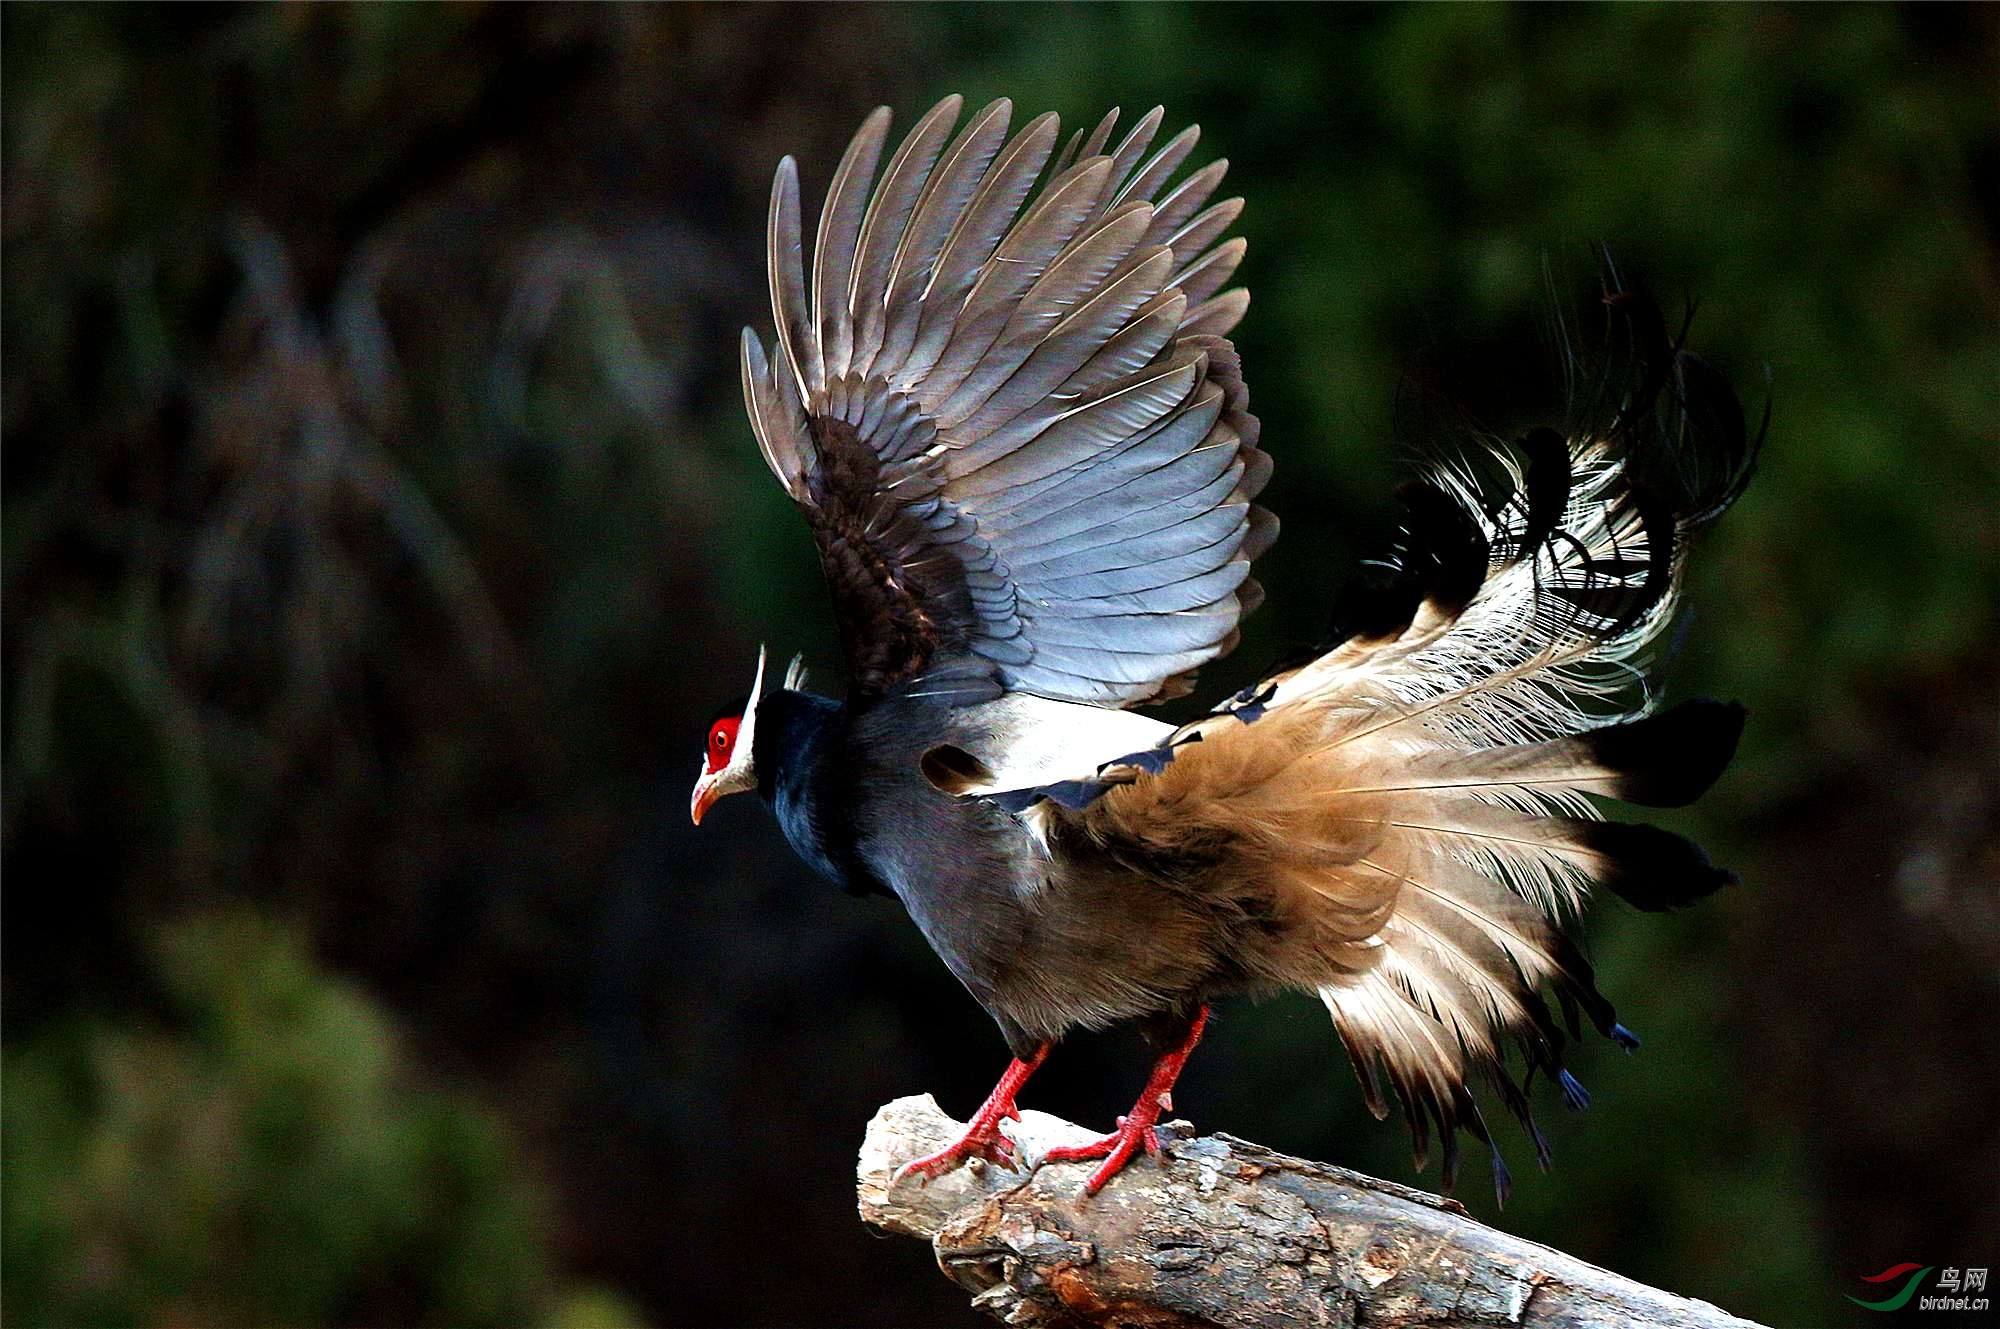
(1588, 819, 1742, 911)
(1585, 698, 1747, 808)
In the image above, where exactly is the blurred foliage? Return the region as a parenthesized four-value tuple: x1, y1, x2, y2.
(2, 911, 645, 1329)
(3, 4, 1995, 1328)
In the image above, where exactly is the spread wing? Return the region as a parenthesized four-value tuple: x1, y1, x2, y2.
(741, 96, 1275, 705)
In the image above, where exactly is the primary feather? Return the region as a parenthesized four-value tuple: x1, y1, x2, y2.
(741, 97, 1272, 705)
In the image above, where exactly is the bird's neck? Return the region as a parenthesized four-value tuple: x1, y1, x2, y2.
(754, 688, 861, 889)
(752, 687, 840, 799)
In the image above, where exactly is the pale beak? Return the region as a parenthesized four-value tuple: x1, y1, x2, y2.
(691, 769, 720, 826)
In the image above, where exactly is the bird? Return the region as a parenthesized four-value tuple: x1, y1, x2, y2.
(690, 95, 1761, 1201)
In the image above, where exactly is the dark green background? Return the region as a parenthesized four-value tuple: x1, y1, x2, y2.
(5, 4, 1996, 1327)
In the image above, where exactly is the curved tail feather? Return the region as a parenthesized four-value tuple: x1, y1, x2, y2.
(983, 272, 1759, 1201)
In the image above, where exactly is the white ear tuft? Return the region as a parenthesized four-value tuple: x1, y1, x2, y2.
(733, 646, 770, 771)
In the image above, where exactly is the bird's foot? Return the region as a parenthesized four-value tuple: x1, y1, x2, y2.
(1043, 1005, 1209, 1196)
(893, 1045, 1049, 1185)
(894, 1107, 1022, 1183)
(1041, 1110, 1166, 1195)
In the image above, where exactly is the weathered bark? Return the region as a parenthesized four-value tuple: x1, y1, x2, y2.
(858, 1094, 1766, 1329)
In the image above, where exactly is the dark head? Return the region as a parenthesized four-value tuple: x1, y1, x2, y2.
(690, 647, 768, 825)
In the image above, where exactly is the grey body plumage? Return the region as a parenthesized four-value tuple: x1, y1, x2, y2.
(764, 687, 1259, 1054)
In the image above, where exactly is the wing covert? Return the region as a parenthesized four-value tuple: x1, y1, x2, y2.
(741, 96, 1275, 705)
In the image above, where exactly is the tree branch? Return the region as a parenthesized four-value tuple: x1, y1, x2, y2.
(857, 1094, 1767, 1329)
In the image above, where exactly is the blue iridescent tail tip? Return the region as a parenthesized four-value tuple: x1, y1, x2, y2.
(1559, 1069, 1592, 1111)
(1611, 1022, 1640, 1051)
(1490, 1148, 1514, 1207)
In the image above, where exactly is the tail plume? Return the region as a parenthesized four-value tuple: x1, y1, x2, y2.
(992, 269, 1760, 1201)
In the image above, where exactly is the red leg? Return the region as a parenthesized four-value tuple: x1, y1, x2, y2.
(1043, 1005, 1210, 1195)
(894, 1042, 1051, 1184)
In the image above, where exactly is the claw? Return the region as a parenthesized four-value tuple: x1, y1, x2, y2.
(1041, 1113, 1165, 1194)
(1041, 1005, 1211, 1197)
(891, 1044, 1049, 1187)
(894, 1115, 1019, 1185)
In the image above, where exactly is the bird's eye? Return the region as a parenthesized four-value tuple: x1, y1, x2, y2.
(705, 717, 742, 771)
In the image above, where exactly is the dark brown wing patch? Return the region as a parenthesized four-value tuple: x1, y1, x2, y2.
(805, 417, 977, 694)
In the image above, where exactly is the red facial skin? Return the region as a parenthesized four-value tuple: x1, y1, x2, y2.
(705, 717, 741, 774)
(690, 715, 742, 825)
